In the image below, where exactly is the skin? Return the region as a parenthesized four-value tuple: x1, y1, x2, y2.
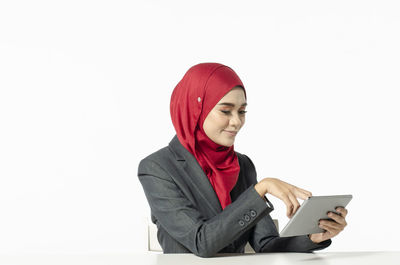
(203, 86, 247, 147)
(203, 86, 348, 244)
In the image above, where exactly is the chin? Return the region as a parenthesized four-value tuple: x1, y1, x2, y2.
(220, 139, 234, 147)
(211, 134, 235, 147)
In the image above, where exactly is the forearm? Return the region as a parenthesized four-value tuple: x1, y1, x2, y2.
(192, 185, 272, 257)
(249, 213, 331, 253)
(259, 235, 332, 253)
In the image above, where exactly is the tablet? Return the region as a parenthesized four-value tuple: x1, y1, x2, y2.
(279, 195, 352, 237)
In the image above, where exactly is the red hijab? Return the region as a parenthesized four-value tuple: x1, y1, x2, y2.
(170, 63, 247, 209)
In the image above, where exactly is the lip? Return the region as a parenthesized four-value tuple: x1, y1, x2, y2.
(224, 130, 238, 136)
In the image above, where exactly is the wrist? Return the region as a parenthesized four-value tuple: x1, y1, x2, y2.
(308, 234, 321, 244)
(254, 180, 268, 197)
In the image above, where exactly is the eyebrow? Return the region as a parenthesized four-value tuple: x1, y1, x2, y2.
(218, 102, 247, 107)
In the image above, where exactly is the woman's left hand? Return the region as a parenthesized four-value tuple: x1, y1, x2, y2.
(308, 207, 348, 244)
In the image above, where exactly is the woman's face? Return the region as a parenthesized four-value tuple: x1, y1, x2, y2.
(203, 86, 247, 147)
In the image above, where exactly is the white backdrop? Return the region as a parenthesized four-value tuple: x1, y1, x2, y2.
(1, 0, 399, 254)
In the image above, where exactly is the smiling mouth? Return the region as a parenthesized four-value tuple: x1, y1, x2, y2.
(224, 130, 237, 136)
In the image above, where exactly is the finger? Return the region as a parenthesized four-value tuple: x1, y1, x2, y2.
(288, 193, 300, 217)
(319, 223, 336, 238)
(320, 220, 344, 232)
(319, 222, 338, 236)
(282, 195, 294, 218)
(294, 186, 312, 198)
(293, 188, 311, 200)
(328, 212, 347, 226)
(335, 207, 348, 218)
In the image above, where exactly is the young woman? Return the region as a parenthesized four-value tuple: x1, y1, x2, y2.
(138, 63, 348, 257)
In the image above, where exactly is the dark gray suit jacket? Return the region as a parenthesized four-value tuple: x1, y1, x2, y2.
(138, 135, 331, 257)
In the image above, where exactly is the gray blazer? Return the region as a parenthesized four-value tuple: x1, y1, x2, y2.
(138, 135, 331, 257)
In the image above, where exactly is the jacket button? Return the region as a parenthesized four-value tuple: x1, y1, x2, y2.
(250, 210, 257, 217)
(238, 220, 245, 226)
(244, 214, 250, 221)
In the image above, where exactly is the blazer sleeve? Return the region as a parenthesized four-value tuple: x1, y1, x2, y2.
(138, 158, 273, 258)
(241, 154, 332, 253)
(249, 213, 332, 253)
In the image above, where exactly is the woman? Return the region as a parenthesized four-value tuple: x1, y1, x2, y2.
(138, 63, 348, 257)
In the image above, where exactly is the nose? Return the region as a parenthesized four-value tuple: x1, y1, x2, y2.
(229, 113, 242, 129)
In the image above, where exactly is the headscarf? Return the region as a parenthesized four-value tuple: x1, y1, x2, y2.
(170, 63, 247, 209)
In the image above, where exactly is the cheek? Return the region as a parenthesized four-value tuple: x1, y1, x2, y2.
(214, 114, 229, 128)
(203, 111, 231, 135)
(209, 116, 225, 133)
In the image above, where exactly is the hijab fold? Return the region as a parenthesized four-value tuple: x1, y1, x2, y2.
(170, 63, 246, 209)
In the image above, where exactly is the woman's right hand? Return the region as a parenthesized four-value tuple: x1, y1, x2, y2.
(254, 178, 312, 218)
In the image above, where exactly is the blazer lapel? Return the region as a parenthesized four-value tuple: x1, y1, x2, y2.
(168, 135, 222, 214)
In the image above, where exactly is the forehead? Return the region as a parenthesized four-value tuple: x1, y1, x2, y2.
(217, 87, 246, 105)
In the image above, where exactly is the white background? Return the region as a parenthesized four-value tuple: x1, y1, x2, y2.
(1, 0, 399, 254)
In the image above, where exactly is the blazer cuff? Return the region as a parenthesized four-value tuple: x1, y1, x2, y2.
(301, 235, 332, 251)
(225, 184, 275, 231)
(248, 184, 274, 215)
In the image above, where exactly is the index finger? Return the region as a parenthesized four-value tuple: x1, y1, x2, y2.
(293, 187, 312, 200)
(335, 207, 348, 218)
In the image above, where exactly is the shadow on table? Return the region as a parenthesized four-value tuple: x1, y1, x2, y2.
(156, 251, 394, 265)
(155, 252, 329, 265)
(297, 251, 386, 263)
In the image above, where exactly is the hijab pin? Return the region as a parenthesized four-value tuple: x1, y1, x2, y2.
(197, 97, 201, 102)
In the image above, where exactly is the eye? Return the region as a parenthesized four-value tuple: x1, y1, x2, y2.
(220, 110, 247, 115)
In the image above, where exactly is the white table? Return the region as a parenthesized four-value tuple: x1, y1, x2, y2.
(0, 252, 399, 265)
